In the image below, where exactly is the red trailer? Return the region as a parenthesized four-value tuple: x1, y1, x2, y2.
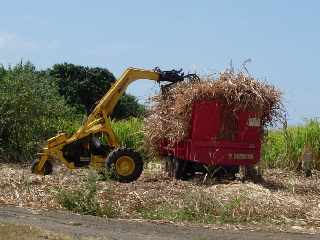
(158, 100, 263, 180)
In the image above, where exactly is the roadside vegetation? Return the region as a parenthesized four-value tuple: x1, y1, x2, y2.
(56, 171, 119, 217)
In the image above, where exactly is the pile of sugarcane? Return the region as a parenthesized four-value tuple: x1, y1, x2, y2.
(144, 70, 285, 149)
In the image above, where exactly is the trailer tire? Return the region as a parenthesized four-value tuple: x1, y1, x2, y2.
(31, 160, 53, 175)
(106, 148, 143, 183)
(173, 158, 184, 179)
(171, 158, 195, 180)
(240, 165, 263, 183)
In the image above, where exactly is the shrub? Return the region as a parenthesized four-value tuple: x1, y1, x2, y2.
(0, 62, 81, 161)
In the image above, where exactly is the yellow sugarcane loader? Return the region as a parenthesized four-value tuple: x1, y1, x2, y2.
(31, 67, 199, 182)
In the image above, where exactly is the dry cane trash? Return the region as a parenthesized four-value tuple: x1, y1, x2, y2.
(144, 70, 285, 151)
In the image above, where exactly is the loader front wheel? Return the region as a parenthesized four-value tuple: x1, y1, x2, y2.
(31, 160, 53, 175)
(106, 148, 143, 183)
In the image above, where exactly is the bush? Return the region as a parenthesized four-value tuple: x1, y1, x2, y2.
(0, 62, 81, 161)
(56, 171, 118, 217)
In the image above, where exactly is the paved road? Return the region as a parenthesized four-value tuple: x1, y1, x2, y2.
(0, 206, 319, 240)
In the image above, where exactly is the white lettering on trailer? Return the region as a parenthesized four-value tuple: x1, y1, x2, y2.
(247, 118, 261, 127)
(233, 153, 254, 160)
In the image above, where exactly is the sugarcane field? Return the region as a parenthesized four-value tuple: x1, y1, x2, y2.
(1, 1, 320, 240)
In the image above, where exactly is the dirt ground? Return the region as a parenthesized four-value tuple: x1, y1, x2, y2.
(1, 162, 320, 235)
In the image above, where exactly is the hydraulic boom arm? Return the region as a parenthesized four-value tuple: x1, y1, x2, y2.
(68, 68, 160, 147)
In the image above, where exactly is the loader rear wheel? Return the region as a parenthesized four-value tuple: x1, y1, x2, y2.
(31, 160, 53, 175)
(106, 148, 143, 183)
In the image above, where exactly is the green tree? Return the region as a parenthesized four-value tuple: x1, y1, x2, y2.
(50, 63, 115, 113)
(0, 62, 80, 161)
(112, 94, 146, 119)
(49, 63, 145, 119)
(0, 64, 6, 77)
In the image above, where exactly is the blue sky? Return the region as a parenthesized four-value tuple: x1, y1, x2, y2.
(0, 0, 319, 124)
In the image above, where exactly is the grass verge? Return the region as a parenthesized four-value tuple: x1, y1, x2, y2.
(56, 171, 119, 217)
(138, 191, 245, 224)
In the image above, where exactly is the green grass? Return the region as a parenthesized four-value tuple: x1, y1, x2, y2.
(111, 118, 144, 150)
(56, 171, 118, 217)
(138, 191, 246, 224)
(111, 117, 157, 162)
(262, 119, 320, 171)
(261, 130, 286, 169)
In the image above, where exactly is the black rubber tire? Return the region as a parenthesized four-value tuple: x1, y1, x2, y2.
(171, 158, 195, 180)
(240, 165, 263, 183)
(31, 160, 53, 175)
(173, 158, 184, 179)
(183, 162, 196, 180)
(106, 148, 143, 183)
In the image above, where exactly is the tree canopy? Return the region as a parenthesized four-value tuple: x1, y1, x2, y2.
(50, 63, 145, 119)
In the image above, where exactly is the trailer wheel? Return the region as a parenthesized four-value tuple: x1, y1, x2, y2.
(170, 158, 195, 180)
(31, 160, 53, 175)
(106, 148, 143, 183)
(239, 165, 262, 183)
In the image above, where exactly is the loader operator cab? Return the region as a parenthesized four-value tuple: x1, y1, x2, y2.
(61, 135, 110, 167)
(90, 136, 109, 155)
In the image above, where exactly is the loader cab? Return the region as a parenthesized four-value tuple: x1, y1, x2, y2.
(61, 135, 109, 168)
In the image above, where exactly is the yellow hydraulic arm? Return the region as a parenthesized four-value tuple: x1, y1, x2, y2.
(68, 68, 160, 147)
